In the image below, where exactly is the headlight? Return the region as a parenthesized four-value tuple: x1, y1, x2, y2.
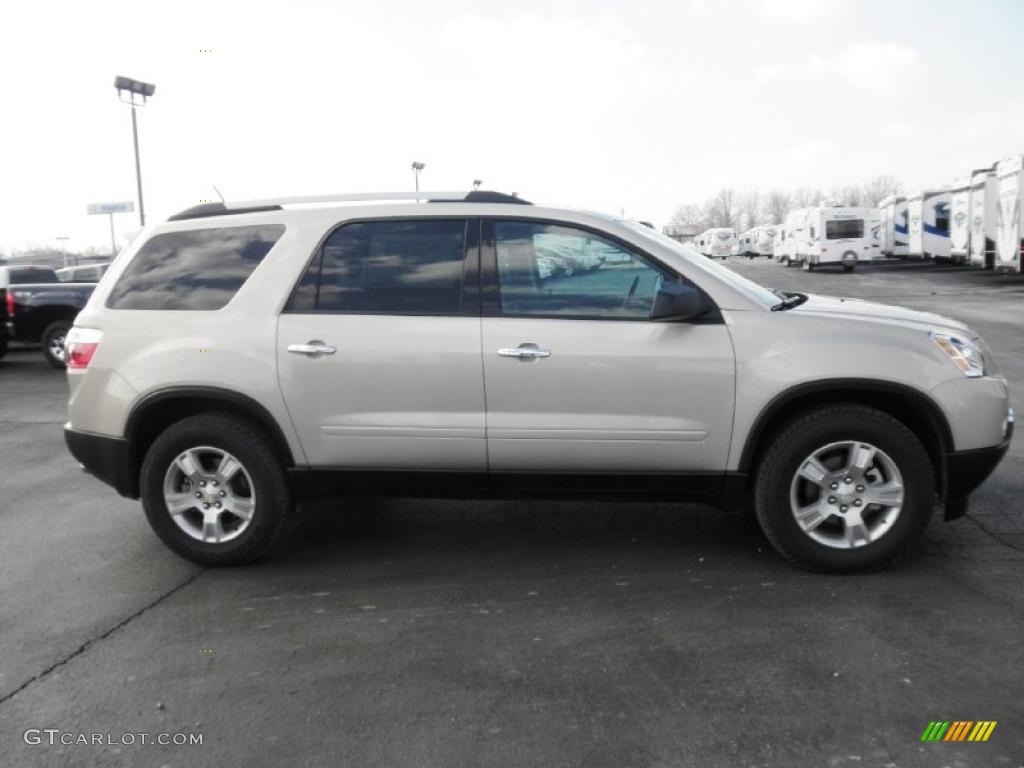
(931, 332, 985, 378)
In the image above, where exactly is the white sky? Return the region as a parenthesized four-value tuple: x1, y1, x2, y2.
(1, 0, 1021, 252)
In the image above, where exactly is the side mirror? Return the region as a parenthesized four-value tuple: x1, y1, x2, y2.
(650, 282, 710, 321)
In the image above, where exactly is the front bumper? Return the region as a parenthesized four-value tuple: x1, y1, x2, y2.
(942, 418, 1012, 519)
(64, 424, 137, 498)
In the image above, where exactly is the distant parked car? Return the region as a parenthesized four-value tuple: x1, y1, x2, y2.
(57, 263, 112, 283)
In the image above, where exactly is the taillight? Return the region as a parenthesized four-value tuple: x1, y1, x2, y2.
(5, 291, 13, 317)
(66, 327, 102, 370)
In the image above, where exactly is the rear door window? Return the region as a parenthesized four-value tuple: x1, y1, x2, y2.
(286, 219, 470, 315)
(107, 225, 284, 310)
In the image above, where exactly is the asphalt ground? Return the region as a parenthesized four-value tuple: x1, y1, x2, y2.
(1, 257, 1022, 767)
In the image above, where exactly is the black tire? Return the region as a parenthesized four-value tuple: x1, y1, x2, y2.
(42, 321, 71, 369)
(842, 264, 856, 273)
(140, 413, 292, 566)
(753, 404, 935, 573)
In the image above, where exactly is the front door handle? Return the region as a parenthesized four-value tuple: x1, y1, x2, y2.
(288, 340, 336, 357)
(497, 343, 551, 360)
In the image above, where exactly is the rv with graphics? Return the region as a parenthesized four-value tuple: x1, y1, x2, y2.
(791, 206, 877, 273)
(907, 189, 951, 260)
(970, 166, 998, 270)
(868, 209, 882, 261)
(698, 227, 737, 259)
(949, 178, 972, 265)
(996, 155, 1023, 271)
(879, 194, 909, 257)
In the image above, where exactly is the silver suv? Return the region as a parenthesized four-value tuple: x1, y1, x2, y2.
(64, 191, 1013, 571)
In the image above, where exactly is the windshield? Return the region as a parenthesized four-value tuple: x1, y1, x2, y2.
(618, 220, 781, 308)
(715, 231, 733, 241)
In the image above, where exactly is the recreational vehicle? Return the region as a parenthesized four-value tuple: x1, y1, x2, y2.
(969, 166, 998, 269)
(907, 189, 951, 260)
(878, 194, 909, 257)
(790, 206, 876, 272)
(996, 154, 1024, 271)
(949, 178, 972, 264)
(772, 225, 785, 261)
(698, 227, 737, 259)
(777, 210, 808, 266)
(739, 226, 776, 258)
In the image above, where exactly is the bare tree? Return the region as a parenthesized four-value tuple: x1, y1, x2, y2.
(860, 175, 903, 207)
(704, 188, 737, 229)
(670, 203, 706, 230)
(764, 189, 791, 224)
(828, 184, 863, 206)
(669, 176, 903, 231)
(737, 189, 761, 231)
(791, 186, 823, 209)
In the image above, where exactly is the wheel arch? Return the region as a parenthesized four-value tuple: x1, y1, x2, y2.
(124, 387, 296, 498)
(739, 379, 953, 499)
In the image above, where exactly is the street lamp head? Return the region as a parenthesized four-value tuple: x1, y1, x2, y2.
(411, 161, 425, 172)
(114, 75, 156, 104)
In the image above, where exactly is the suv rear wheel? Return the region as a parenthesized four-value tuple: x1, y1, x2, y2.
(753, 404, 934, 572)
(140, 413, 292, 566)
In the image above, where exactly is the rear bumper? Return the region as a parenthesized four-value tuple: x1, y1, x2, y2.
(64, 424, 137, 498)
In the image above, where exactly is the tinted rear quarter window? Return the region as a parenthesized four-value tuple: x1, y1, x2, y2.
(107, 225, 284, 310)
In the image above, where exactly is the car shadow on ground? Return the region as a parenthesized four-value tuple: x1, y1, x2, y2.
(267, 496, 934, 576)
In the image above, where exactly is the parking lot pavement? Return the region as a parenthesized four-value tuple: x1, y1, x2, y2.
(1, 260, 1023, 767)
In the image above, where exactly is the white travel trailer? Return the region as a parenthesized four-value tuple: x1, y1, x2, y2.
(996, 154, 1024, 271)
(868, 209, 882, 262)
(698, 227, 737, 259)
(772, 225, 786, 261)
(907, 189, 951, 260)
(777, 210, 808, 266)
(969, 166, 998, 269)
(791, 206, 877, 272)
(949, 177, 972, 264)
(739, 226, 776, 258)
(878, 194, 909, 257)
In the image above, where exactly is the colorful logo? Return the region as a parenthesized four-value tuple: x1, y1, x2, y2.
(921, 721, 997, 742)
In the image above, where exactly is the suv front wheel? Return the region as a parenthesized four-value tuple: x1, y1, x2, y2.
(753, 405, 935, 572)
(140, 413, 292, 566)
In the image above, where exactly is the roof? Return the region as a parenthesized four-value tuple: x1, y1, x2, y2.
(168, 190, 530, 222)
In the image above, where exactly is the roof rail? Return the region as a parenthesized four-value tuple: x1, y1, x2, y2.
(168, 190, 531, 221)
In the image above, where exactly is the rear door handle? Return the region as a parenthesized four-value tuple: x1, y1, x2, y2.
(288, 340, 336, 357)
(497, 343, 551, 360)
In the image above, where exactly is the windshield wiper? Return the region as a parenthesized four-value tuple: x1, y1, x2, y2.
(770, 292, 808, 312)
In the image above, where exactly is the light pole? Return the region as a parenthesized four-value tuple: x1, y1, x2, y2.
(114, 76, 156, 227)
(472, 179, 482, 190)
(57, 236, 70, 268)
(411, 161, 425, 195)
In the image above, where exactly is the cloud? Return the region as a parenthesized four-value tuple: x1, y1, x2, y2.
(753, 41, 922, 95)
(830, 41, 922, 93)
(754, 0, 845, 21)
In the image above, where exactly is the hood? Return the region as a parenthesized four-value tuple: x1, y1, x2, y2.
(790, 294, 972, 335)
